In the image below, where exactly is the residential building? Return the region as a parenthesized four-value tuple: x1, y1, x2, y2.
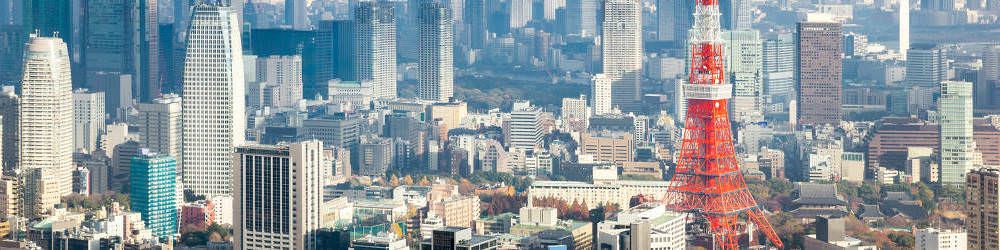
(20, 35, 75, 217)
(129, 152, 178, 238)
(968, 168, 1000, 249)
(602, 0, 642, 112)
(418, 1, 454, 102)
(234, 141, 324, 250)
(0, 176, 18, 221)
(592, 74, 612, 115)
(355, 1, 398, 100)
(796, 20, 842, 125)
(181, 4, 247, 196)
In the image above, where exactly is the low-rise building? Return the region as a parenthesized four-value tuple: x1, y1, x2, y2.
(596, 202, 685, 250)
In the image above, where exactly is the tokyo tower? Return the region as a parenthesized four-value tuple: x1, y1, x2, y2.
(662, 0, 784, 249)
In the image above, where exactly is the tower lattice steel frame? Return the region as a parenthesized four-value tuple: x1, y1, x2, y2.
(662, 0, 784, 249)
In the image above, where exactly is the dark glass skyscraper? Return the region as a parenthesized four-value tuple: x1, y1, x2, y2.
(84, 0, 160, 102)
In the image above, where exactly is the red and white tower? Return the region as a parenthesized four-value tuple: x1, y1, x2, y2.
(662, 0, 784, 249)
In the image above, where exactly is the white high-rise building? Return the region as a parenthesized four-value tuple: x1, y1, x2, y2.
(763, 33, 795, 102)
(72, 89, 105, 154)
(940, 81, 974, 185)
(508, 102, 543, 150)
(566, 0, 597, 37)
(602, 0, 642, 112)
(234, 141, 324, 250)
(724, 30, 763, 123)
(355, 1, 398, 100)
(20, 35, 75, 216)
(182, 4, 248, 196)
(137, 94, 182, 162)
(256, 55, 304, 108)
(418, 1, 454, 102)
(510, 0, 532, 29)
(900, 0, 909, 60)
(592, 73, 612, 115)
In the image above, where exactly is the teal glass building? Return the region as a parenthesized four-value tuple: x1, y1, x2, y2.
(130, 152, 178, 238)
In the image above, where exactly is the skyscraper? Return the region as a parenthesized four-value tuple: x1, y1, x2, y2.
(285, 0, 308, 30)
(602, 0, 642, 112)
(182, 5, 247, 196)
(719, 0, 751, 30)
(763, 33, 794, 102)
(509, 0, 532, 29)
(355, 1, 398, 100)
(72, 89, 105, 154)
(130, 152, 178, 238)
(19, 35, 74, 217)
(567, 0, 597, 38)
(256, 55, 304, 108)
(900, 0, 909, 60)
(234, 141, 324, 250)
(657, 0, 693, 44)
(465, 0, 488, 49)
(314, 19, 355, 87)
(940, 81, 974, 185)
(419, 1, 454, 102)
(0, 91, 17, 174)
(906, 43, 947, 88)
(725, 30, 763, 123)
(26, 0, 71, 47)
(137, 94, 182, 165)
(84, 0, 159, 102)
(796, 20, 842, 125)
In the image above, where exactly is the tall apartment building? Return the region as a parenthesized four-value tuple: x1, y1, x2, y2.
(907, 44, 947, 88)
(20, 35, 75, 217)
(967, 168, 1000, 249)
(182, 4, 247, 196)
(724, 30, 763, 123)
(602, 0, 643, 112)
(355, 1, 398, 100)
(418, 1, 454, 102)
(0, 91, 18, 173)
(507, 102, 543, 150)
(234, 141, 324, 250)
(763, 33, 795, 102)
(940, 81, 974, 185)
(567, 0, 597, 38)
(72, 89, 105, 154)
(130, 152, 178, 238)
(796, 20, 843, 125)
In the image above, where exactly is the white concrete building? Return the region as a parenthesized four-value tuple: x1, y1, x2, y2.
(602, 0, 642, 111)
(355, 1, 398, 100)
(256, 55, 303, 108)
(528, 180, 671, 210)
(509, 0, 532, 29)
(915, 228, 966, 250)
(418, 1, 454, 102)
(234, 141, 324, 250)
(20, 35, 75, 216)
(724, 30, 763, 123)
(182, 4, 247, 196)
(73, 89, 105, 154)
(137, 94, 182, 162)
(508, 102, 543, 150)
(597, 202, 686, 250)
(592, 74, 612, 115)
